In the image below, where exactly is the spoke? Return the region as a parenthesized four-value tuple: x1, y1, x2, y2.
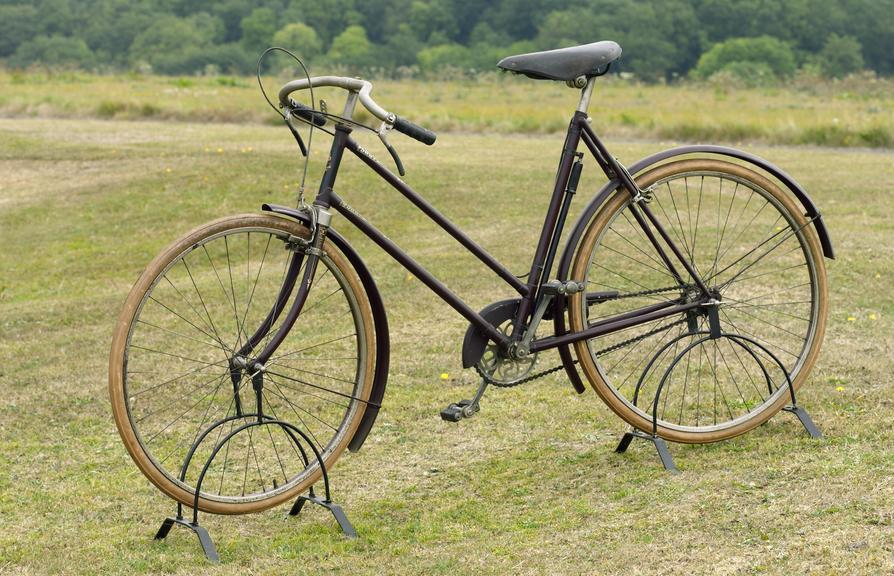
(128, 359, 229, 398)
(267, 358, 357, 386)
(722, 260, 806, 287)
(147, 294, 228, 353)
(716, 339, 751, 414)
(136, 319, 226, 350)
(264, 381, 328, 448)
(714, 198, 771, 269)
(709, 217, 810, 288)
(129, 344, 225, 368)
(723, 305, 807, 341)
(265, 373, 351, 409)
(691, 175, 704, 272)
(718, 308, 800, 360)
(265, 369, 372, 407)
(602, 238, 679, 281)
(266, 333, 357, 364)
(203, 243, 244, 352)
(181, 258, 229, 355)
(142, 373, 229, 443)
(235, 233, 273, 352)
(225, 235, 242, 347)
(614, 212, 677, 273)
(136, 370, 227, 425)
(653, 185, 700, 278)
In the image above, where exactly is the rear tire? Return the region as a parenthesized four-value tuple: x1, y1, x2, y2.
(569, 159, 828, 443)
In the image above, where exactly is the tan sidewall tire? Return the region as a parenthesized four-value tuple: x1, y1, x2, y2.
(109, 214, 376, 514)
(569, 159, 828, 444)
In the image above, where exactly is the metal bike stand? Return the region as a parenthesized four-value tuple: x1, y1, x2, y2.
(616, 317, 822, 473)
(154, 415, 355, 563)
(615, 428, 679, 473)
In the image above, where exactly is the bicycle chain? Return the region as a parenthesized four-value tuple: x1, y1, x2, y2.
(474, 285, 686, 388)
(475, 360, 572, 388)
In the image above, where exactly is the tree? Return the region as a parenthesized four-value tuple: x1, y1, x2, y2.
(9, 35, 94, 68)
(818, 34, 863, 78)
(240, 7, 277, 54)
(0, 4, 40, 57)
(129, 15, 209, 73)
(272, 23, 323, 60)
(327, 25, 374, 68)
(693, 36, 797, 80)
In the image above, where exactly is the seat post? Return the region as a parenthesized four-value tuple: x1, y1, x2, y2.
(576, 76, 596, 113)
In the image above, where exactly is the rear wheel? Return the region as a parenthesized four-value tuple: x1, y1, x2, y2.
(110, 214, 376, 514)
(569, 159, 828, 443)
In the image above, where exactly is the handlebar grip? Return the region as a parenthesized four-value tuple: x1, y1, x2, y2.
(393, 116, 437, 145)
(287, 99, 327, 127)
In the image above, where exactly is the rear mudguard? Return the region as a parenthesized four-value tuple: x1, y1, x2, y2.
(262, 203, 389, 453)
(552, 145, 835, 393)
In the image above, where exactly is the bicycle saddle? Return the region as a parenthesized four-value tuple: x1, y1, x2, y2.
(497, 41, 622, 81)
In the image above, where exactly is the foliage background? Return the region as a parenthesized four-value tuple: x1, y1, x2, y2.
(1, 0, 892, 80)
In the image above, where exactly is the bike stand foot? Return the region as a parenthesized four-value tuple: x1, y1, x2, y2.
(155, 516, 219, 563)
(615, 429, 679, 474)
(289, 491, 357, 539)
(783, 405, 822, 439)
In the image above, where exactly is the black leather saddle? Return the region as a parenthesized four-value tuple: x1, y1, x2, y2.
(497, 41, 622, 81)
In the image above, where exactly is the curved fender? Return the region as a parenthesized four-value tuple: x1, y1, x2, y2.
(262, 203, 389, 453)
(552, 145, 834, 392)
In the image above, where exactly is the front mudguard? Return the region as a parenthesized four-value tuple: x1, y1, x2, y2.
(262, 203, 389, 453)
(552, 145, 835, 393)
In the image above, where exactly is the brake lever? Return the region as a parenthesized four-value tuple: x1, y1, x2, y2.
(284, 112, 308, 157)
(377, 122, 405, 177)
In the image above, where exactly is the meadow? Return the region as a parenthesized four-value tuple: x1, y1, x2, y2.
(0, 73, 892, 574)
(1, 70, 893, 147)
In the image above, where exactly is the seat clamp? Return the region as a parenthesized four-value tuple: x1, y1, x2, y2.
(566, 76, 588, 89)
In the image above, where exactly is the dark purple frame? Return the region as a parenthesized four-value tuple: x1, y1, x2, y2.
(311, 110, 710, 354)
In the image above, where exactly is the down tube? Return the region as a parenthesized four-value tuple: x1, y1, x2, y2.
(328, 192, 508, 346)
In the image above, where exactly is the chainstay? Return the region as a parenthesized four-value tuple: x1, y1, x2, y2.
(475, 286, 685, 388)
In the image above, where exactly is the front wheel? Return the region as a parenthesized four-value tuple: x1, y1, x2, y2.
(109, 214, 376, 514)
(569, 159, 828, 443)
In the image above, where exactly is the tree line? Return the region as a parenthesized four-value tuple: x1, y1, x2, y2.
(1, 0, 892, 81)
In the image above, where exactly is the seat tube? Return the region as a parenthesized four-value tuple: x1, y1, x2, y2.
(514, 113, 585, 329)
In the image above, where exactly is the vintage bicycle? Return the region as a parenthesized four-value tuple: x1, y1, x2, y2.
(110, 41, 831, 516)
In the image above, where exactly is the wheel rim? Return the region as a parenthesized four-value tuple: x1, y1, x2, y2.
(120, 221, 370, 506)
(574, 162, 823, 436)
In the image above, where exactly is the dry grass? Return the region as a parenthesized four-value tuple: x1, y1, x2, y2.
(1, 70, 892, 148)
(0, 114, 892, 575)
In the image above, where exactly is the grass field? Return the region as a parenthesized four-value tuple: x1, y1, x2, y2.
(1, 70, 893, 148)
(0, 93, 893, 575)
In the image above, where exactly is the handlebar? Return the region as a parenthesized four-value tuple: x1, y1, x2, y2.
(278, 75, 437, 146)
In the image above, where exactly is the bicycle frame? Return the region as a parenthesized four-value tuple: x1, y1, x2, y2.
(302, 110, 711, 356)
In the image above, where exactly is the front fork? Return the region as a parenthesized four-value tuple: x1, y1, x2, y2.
(228, 205, 332, 420)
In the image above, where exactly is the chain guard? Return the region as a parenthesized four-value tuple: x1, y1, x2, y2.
(460, 299, 520, 369)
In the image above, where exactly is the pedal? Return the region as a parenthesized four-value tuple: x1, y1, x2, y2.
(440, 403, 464, 422)
(440, 399, 479, 422)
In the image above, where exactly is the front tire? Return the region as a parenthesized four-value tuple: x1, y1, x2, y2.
(110, 214, 376, 514)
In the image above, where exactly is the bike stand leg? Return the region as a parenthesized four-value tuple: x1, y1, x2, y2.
(289, 490, 357, 539)
(155, 516, 219, 563)
(615, 429, 679, 474)
(783, 405, 822, 439)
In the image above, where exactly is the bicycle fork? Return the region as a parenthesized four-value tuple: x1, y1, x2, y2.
(228, 206, 331, 421)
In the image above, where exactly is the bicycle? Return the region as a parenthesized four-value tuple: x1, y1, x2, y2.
(109, 41, 832, 515)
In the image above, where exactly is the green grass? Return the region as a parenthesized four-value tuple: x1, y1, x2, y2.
(1, 112, 893, 575)
(1, 70, 893, 148)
